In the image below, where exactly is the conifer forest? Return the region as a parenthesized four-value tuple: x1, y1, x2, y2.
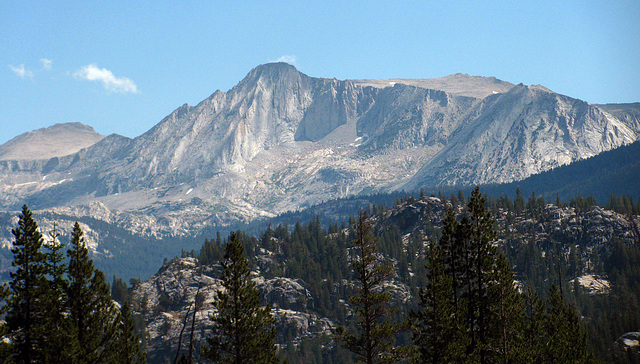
(1, 187, 640, 363)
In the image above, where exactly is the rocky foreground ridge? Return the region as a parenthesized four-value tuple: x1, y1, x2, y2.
(126, 196, 639, 363)
(1, 63, 639, 227)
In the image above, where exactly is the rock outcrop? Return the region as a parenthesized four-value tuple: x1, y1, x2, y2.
(131, 257, 335, 363)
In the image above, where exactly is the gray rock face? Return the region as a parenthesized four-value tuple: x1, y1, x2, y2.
(404, 85, 638, 188)
(351, 73, 516, 99)
(131, 257, 335, 363)
(391, 197, 640, 291)
(0, 63, 638, 228)
(357, 85, 476, 150)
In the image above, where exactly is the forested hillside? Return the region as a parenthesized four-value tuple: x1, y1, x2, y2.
(105, 188, 640, 363)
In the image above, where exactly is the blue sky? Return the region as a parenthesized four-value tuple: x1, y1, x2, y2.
(1, 1, 639, 144)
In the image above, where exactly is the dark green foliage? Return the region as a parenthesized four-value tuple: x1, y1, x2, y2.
(112, 275, 133, 304)
(521, 288, 547, 362)
(199, 232, 225, 266)
(335, 212, 402, 364)
(4, 205, 49, 363)
(193, 186, 632, 362)
(67, 222, 120, 362)
(412, 240, 463, 363)
(581, 239, 640, 363)
(543, 284, 592, 363)
(203, 232, 278, 364)
(40, 223, 78, 362)
(112, 301, 146, 364)
(262, 218, 351, 319)
(487, 254, 525, 363)
(0, 283, 10, 359)
(607, 193, 640, 215)
(0, 208, 146, 363)
(413, 188, 593, 363)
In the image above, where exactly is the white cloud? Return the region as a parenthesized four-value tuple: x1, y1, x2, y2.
(271, 55, 297, 65)
(73, 64, 139, 93)
(40, 58, 52, 70)
(9, 64, 34, 79)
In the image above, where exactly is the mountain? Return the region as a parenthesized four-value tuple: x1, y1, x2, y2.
(351, 72, 516, 99)
(404, 84, 638, 188)
(596, 102, 640, 132)
(481, 140, 640, 203)
(0, 63, 638, 228)
(0, 122, 104, 161)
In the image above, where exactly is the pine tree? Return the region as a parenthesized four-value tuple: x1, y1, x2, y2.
(67, 222, 120, 363)
(487, 254, 524, 363)
(521, 287, 547, 362)
(543, 284, 592, 363)
(203, 231, 278, 364)
(514, 188, 525, 216)
(466, 186, 500, 362)
(0, 283, 11, 359)
(335, 211, 401, 364)
(41, 223, 78, 362)
(414, 188, 527, 364)
(5, 205, 49, 363)
(412, 240, 464, 363)
(112, 301, 146, 364)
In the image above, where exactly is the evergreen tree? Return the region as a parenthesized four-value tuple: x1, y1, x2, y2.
(203, 231, 278, 364)
(335, 211, 401, 364)
(1, 213, 144, 363)
(514, 188, 525, 216)
(112, 301, 146, 364)
(412, 240, 464, 363)
(486, 254, 524, 363)
(5, 205, 49, 363)
(466, 186, 500, 362)
(67, 222, 120, 363)
(521, 287, 547, 362)
(41, 223, 78, 362)
(543, 284, 592, 363)
(414, 188, 526, 364)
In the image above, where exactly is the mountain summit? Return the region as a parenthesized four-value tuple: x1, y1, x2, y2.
(0, 122, 104, 161)
(0, 63, 638, 225)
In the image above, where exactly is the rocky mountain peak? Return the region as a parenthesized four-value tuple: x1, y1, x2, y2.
(0, 122, 105, 161)
(235, 62, 309, 92)
(0, 65, 638, 225)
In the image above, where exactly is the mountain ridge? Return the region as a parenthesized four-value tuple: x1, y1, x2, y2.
(0, 63, 638, 227)
(0, 122, 105, 161)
